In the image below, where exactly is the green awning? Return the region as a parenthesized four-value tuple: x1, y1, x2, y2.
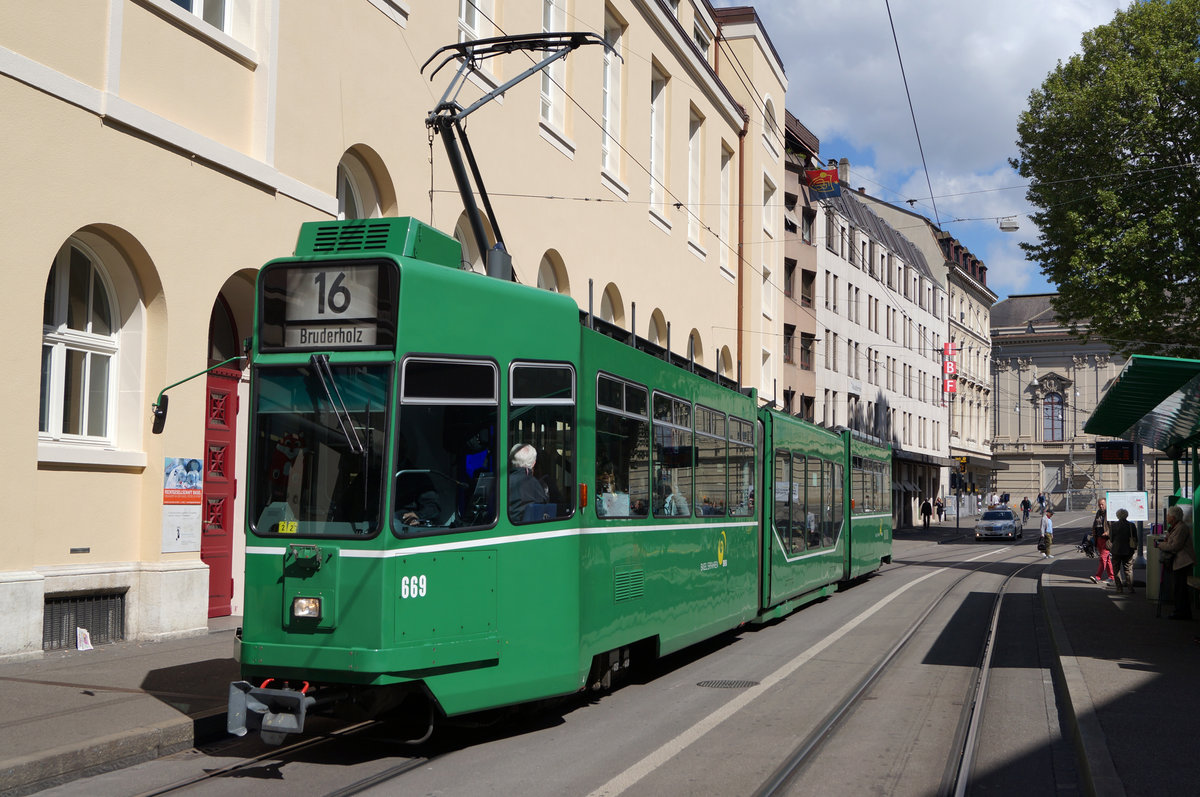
(1083, 355, 1200, 453)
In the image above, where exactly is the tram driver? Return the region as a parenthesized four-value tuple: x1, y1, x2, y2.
(395, 434, 440, 526)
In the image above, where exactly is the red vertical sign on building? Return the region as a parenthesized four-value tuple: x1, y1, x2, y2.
(943, 344, 958, 394)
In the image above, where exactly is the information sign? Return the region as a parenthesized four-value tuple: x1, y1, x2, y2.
(1095, 440, 1136, 464)
(1105, 490, 1149, 522)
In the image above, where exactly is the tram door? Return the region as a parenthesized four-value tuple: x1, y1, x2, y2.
(202, 366, 239, 617)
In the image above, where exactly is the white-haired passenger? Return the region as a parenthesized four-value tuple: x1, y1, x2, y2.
(509, 443, 549, 521)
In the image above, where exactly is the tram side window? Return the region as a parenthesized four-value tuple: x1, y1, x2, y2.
(729, 417, 755, 516)
(394, 358, 498, 534)
(774, 451, 807, 553)
(695, 406, 726, 516)
(826, 462, 844, 546)
(508, 362, 575, 524)
(851, 457, 873, 514)
(774, 451, 791, 550)
(792, 453, 809, 551)
(595, 375, 650, 518)
(805, 459, 824, 549)
(653, 393, 693, 517)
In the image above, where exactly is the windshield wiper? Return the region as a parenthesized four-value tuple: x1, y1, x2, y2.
(309, 354, 365, 456)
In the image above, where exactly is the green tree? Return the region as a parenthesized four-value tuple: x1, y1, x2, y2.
(1011, 0, 1200, 357)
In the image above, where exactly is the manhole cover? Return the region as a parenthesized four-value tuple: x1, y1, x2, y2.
(697, 679, 760, 689)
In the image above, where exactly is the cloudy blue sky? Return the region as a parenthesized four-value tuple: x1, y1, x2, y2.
(713, 0, 1126, 301)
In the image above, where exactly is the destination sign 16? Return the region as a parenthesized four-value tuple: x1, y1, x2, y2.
(284, 266, 378, 347)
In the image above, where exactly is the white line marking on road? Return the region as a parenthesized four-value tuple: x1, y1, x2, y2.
(587, 562, 963, 797)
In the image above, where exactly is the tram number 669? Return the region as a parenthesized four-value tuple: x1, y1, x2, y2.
(400, 575, 428, 599)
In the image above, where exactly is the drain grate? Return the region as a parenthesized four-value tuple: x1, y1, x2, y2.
(697, 679, 760, 689)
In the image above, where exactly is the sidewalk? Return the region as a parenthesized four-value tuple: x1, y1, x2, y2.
(1, 514, 1196, 796)
(0, 617, 239, 796)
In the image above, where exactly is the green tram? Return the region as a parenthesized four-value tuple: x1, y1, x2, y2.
(227, 216, 893, 743)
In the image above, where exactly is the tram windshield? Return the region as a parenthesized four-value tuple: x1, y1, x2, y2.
(250, 363, 390, 537)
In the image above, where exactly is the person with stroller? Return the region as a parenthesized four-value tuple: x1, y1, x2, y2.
(1090, 497, 1114, 584)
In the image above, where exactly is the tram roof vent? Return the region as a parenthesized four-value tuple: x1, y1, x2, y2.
(296, 217, 462, 269)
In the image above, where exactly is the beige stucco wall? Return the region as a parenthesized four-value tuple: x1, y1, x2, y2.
(0, 0, 788, 659)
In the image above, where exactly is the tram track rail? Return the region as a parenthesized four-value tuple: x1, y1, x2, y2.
(128, 719, 435, 797)
(753, 544, 1043, 797)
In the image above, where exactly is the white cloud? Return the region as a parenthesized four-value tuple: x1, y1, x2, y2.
(715, 0, 1124, 298)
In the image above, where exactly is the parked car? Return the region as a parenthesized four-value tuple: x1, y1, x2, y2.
(975, 507, 1023, 541)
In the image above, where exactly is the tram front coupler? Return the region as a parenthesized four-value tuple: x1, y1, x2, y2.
(227, 680, 324, 745)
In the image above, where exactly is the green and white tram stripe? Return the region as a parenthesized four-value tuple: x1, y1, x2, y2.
(245, 521, 759, 559)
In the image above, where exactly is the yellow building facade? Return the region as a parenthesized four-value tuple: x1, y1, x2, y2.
(0, 1, 785, 659)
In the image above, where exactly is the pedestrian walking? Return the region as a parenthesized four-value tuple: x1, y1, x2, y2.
(1037, 492, 1046, 513)
(1040, 509, 1055, 558)
(920, 498, 932, 530)
(1090, 498, 1114, 584)
(1154, 505, 1195, 620)
(1109, 507, 1138, 594)
(935, 497, 945, 523)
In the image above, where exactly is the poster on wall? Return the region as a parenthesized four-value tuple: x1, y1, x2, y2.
(162, 457, 203, 553)
(1106, 490, 1149, 522)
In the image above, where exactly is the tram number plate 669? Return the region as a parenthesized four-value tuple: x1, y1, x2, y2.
(400, 575, 428, 599)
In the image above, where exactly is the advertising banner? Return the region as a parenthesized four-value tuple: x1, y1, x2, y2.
(162, 457, 203, 553)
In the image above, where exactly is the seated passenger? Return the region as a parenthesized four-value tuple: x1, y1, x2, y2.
(509, 443, 549, 520)
(662, 483, 689, 516)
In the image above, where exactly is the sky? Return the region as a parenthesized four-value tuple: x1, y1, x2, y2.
(712, 0, 1127, 302)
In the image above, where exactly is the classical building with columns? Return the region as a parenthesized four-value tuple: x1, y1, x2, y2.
(990, 294, 1158, 511)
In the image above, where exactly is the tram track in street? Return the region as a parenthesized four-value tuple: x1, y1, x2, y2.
(752, 543, 1044, 797)
(127, 719, 436, 797)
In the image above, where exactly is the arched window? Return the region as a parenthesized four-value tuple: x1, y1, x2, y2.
(1042, 392, 1064, 442)
(336, 151, 382, 221)
(41, 242, 117, 441)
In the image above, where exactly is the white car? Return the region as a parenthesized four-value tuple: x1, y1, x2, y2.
(975, 508, 1023, 541)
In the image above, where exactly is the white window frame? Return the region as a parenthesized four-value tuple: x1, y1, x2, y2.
(602, 11, 624, 175)
(169, 0, 231, 34)
(540, 0, 566, 131)
(688, 108, 703, 244)
(459, 0, 491, 42)
(649, 66, 668, 215)
(40, 241, 119, 447)
(719, 145, 734, 278)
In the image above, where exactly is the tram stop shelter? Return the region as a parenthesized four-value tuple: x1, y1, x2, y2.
(1083, 354, 1200, 596)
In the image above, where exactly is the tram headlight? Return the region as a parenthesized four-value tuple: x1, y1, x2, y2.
(292, 596, 322, 620)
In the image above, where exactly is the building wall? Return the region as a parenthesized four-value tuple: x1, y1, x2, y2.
(0, 0, 787, 659)
(812, 193, 948, 526)
(990, 296, 1159, 512)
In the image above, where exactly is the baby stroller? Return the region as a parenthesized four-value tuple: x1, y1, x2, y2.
(1076, 534, 1096, 558)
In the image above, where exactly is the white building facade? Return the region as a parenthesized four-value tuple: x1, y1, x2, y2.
(813, 175, 952, 526)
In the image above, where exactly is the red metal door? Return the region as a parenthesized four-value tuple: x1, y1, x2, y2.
(203, 368, 240, 618)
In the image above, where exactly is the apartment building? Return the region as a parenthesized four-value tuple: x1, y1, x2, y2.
(853, 195, 999, 518)
(779, 110, 820, 421)
(812, 165, 952, 526)
(0, 0, 786, 659)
